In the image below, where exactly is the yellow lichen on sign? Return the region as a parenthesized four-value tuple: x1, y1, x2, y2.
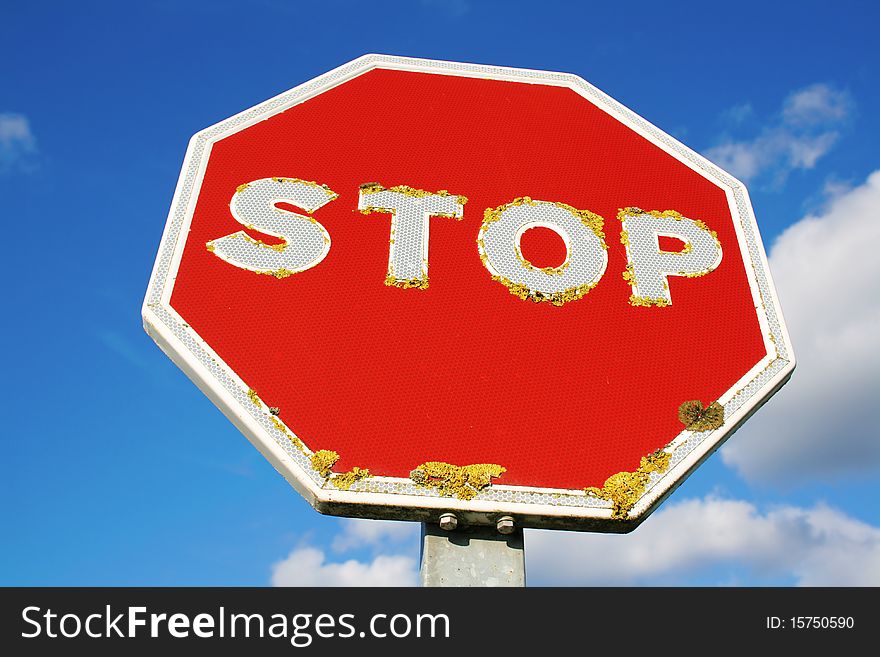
(489, 274, 599, 307)
(381, 263, 429, 290)
(628, 294, 669, 307)
(410, 462, 506, 500)
(257, 268, 296, 279)
(552, 200, 607, 244)
(385, 276, 429, 289)
(618, 207, 720, 250)
(270, 416, 306, 454)
(269, 177, 339, 203)
(584, 450, 672, 519)
(235, 233, 288, 253)
(359, 182, 468, 207)
(310, 450, 340, 478)
(330, 467, 371, 490)
(246, 388, 261, 405)
(678, 400, 725, 431)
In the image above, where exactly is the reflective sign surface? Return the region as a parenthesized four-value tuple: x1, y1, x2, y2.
(144, 55, 794, 530)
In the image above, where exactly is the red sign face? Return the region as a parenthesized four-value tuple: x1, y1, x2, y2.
(144, 55, 794, 531)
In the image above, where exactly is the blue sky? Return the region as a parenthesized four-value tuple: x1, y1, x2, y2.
(3, 0, 878, 586)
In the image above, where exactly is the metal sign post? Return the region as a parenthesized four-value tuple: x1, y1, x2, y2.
(420, 517, 525, 587)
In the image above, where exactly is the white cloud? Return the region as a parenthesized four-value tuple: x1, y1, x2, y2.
(707, 130, 839, 184)
(782, 83, 852, 126)
(271, 546, 417, 586)
(272, 519, 419, 586)
(721, 170, 880, 482)
(704, 84, 850, 184)
(720, 102, 753, 125)
(819, 177, 854, 203)
(0, 112, 37, 173)
(526, 496, 880, 586)
(331, 518, 420, 552)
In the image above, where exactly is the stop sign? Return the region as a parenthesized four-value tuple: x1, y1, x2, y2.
(143, 54, 794, 532)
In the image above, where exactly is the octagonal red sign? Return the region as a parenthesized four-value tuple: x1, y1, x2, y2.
(143, 55, 794, 531)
